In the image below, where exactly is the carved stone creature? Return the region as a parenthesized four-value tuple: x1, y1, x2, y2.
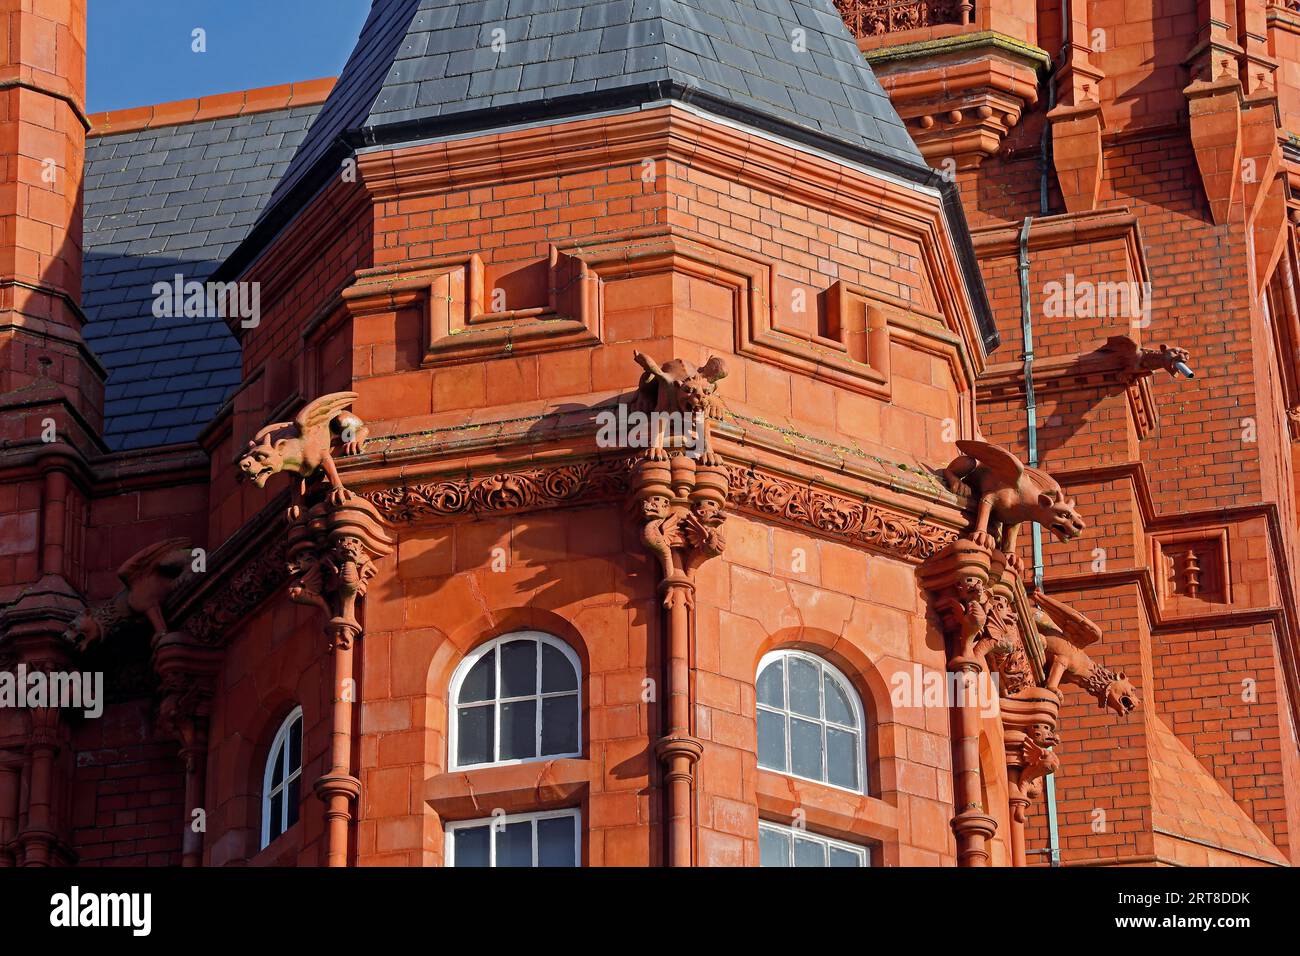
(631, 350, 727, 465)
(65, 538, 194, 650)
(1103, 335, 1194, 378)
(943, 440, 1085, 564)
(238, 392, 369, 511)
(1033, 591, 1140, 716)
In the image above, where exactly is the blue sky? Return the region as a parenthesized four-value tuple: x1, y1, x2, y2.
(87, 0, 372, 113)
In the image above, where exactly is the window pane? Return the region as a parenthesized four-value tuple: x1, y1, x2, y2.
(826, 727, 859, 790)
(500, 639, 537, 698)
(757, 710, 787, 772)
(286, 775, 300, 829)
(828, 846, 863, 867)
(457, 704, 494, 765)
(271, 741, 285, 788)
(541, 644, 577, 693)
(500, 700, 537, 761)
(756, 661, 784, 708)
(788, 657, 821, 718)
(289, 716, 302, 769)
(497, 821, 533, 867)
(269, 791, 283, 840)
(541, 695, 579, 755)
(789, 717, 823, 780)
(824, 674, 855, 727)
(454, 826, 490, 867)
(793, 837, 826, 867)
(758, 827, 791, 866)
(537, 816, 577, 867)
(460, 651, 495, 703)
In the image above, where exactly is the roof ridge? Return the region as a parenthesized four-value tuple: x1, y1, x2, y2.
(88, 77, 337, 137)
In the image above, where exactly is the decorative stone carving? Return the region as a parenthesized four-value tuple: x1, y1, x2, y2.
(633, 455, 728, 607)
(64, 537, 195, 649)
(631, 350, 728, 465)
(1033, 591, 1140, 716)
(239, 392, 392, 867)
(182, 537, 289, 645)
(364, 458, 633, 523)
(726, 467, 956, 560)
(238, 391, 370, 512)
(942, 440, 1085, 566)
(835, 0, 968, 36)
(1102, 335, 1195, 380)
(920, 437, 1141, 865)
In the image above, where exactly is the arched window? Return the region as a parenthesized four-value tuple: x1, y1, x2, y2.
(756, 650, 865, 792)
(261, 706, 303, 849)
(449, 631, 581, 769)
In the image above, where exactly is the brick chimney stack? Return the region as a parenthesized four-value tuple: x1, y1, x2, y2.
(0, 0, 100, 445)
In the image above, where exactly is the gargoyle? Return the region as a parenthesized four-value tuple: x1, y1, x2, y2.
(1103, 335, 1194, 379)
(943, 440, 1085, 565)
(65, 537, 195, 650)
(238, 392, 369, 512)
(632, 350, 727, 465)
(1033, 591, 1140, 716)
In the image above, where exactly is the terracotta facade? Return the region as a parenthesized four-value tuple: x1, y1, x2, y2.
(0, 0, 1296, 869)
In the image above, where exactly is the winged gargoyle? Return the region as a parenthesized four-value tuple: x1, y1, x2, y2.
(65, 537, 195, 650)
(1032, 590, 1140, 716)
(632, 350, 727, 465)
(943, 440, 1085, 566)
(238, 392, 369, 512)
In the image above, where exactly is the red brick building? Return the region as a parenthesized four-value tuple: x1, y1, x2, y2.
(0, 0, 1295, 868)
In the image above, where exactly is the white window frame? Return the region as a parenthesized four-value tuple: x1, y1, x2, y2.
(758, 820, 871, 867)
(444, 808, 582, 867)
(756, 649, 866, 794)
(260, 705, 303, 849)
(448, 630, 582, 770)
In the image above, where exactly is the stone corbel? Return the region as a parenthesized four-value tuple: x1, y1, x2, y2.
(1000, 689, 1060, 867)
(237, 391, 392, 867)
(1184, 3, 1246, 225)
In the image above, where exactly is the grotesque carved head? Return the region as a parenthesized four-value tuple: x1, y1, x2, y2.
(666, 357, 727, 413)
(238, 423, 301, 487)
(691, 497, 723, 523)
(1103, 673, 1140, 716)
(1037, 488, 1085, 542)
(641, 494, 670, 520)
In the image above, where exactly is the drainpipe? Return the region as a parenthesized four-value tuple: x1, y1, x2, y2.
(1017, 215, 1063, 865)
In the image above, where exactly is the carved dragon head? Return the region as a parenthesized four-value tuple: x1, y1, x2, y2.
(1101, 673, 1141, 716)
(238, 422, 304, 487)
(1036, 488, 1085, 542)
(667, 357, 727, 414)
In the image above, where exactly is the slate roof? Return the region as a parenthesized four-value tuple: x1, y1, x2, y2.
(83, 103, 322, 450)
(366, 0, 923, 164)
(267, 0, 921, 225)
